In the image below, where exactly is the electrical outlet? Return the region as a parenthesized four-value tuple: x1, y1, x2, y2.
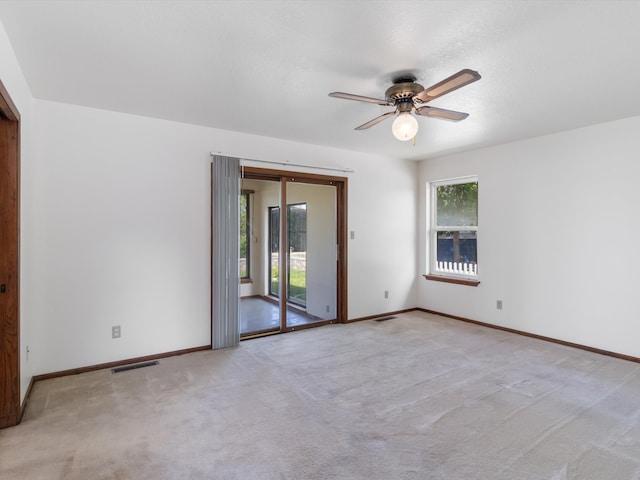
(496, 300, 503, 310)
(326, 305, 330, 313)
(350, 231, 355, 240)
(384, 290, 389, 299)
(112, 325, 121, 339)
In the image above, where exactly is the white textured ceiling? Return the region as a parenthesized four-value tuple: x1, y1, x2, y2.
(1, 0, 640, 161)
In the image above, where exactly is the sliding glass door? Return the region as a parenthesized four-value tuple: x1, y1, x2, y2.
(238, 169, 344, 338)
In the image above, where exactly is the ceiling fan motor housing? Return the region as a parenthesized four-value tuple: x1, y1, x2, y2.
(385, 78, 424, 112)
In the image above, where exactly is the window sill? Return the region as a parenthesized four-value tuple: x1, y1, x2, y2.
(241, 278, 253, 284)
(423, 274, 480, 287)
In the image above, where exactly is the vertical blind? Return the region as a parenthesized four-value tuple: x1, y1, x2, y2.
(211, 155, 240, 349)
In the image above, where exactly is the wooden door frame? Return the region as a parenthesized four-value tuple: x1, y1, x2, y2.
(242, 167, 348, 329)
(0, 78, 21, 428)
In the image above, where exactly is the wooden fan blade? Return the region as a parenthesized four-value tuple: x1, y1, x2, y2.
(414, 69, 481, 103)
(415, 106, 469, 122)
(329, 92, 393, 106)
(355, 111, 396, 130)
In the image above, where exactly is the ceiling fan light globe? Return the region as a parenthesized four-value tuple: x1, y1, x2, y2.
(392, 113, 418, 141)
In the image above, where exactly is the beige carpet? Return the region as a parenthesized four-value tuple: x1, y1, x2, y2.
(2, 311, 640, 479)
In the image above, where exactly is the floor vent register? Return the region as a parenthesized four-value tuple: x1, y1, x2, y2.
(111, 360, 159, 373)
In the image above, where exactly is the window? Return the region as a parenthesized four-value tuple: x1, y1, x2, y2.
(239, 191, 251, 280)
(430, 177, 478, 280)
(268, 203, 307, 307)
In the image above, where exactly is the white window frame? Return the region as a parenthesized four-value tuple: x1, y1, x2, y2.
(429, 176, 478, 279)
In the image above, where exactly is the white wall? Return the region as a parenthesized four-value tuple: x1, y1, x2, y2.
(32, 101, 212, 375)
(418, 115, 640, 358)
(0, 17, 34, 403)
(341, 153, 418, 317)
(30, 99, 418, 375)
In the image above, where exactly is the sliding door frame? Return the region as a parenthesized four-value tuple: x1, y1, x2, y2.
(242, 167, 348, 331)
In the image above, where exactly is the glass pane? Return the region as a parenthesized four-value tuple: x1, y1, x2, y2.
(436, 230, 478, 275)
(269, 207, 280, 297)
(287, 203, 307, 307)
(239, 193, 249, 278)
(436, 182, 478, 227)
(285, 181, 336, 328)
(239, 177, 282, 336)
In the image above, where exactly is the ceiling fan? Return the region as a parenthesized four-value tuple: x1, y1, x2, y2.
(329, 69, 481, 141)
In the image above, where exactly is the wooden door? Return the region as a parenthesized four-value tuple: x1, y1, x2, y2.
(0, 79, 20, 428)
